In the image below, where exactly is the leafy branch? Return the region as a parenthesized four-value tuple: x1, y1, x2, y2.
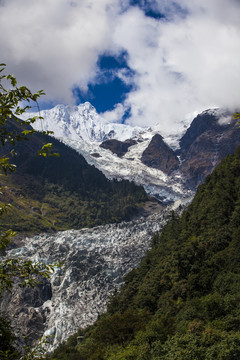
(0, 63, 58, 358)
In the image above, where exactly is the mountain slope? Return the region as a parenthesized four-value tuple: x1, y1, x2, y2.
(28, 102, 142, 143)
(25, 104, 240, 204)
(51, 146, 240, 360)
(0, 119, 148, 234)
(141, 134, 179, 175)
(179, 109, 240, 187)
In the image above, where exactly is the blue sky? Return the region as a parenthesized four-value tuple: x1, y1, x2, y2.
(0, 0, 240, 133)
(73, 51, 134, 117)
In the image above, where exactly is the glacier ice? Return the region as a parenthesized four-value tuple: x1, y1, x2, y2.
(6, 207, 174, 351)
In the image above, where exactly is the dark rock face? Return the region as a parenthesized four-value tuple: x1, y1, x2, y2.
(0, 279, 52, 347)
(179, 112, 220, 152)
(140, 111, 240, 189)
(141, 134, 180, 175)
(178, 111, 240, 188)
(90, 152, 102, 158)
(100, 139, 137, 157)
(179, 130, 220, 187)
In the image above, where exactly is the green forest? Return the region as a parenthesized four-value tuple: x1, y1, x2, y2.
(0, 120, 148, 234)
(50, 145, 240, 360)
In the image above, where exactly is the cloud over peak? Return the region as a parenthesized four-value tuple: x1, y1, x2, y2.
(0, 0, 239, 133)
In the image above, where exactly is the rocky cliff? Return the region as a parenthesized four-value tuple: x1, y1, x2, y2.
(139, 109, 240, 188)
(178, 110, 240, 187)
(141, 134, 180, 175)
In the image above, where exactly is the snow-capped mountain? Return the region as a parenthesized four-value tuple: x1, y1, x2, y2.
(31, 102, 142, 143)
(25, 103, 191, 203)
(24, 103, 240, 204)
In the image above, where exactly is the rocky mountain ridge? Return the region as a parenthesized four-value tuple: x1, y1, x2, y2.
(178, 110, 240, 187)
(100, 138, 137, 157)
(29, 102, 142, 143)
(25, 105, 240, 203)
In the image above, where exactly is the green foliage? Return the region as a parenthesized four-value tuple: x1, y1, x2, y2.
(0, 256, 56, 293)
(0, 64, 57, 359)
(0, 64, 57, 293)
(51, 146, 240, 359)
(0, 63, 54, 157)
(0, 313, 21, 359)
(0, 131, 148, 234)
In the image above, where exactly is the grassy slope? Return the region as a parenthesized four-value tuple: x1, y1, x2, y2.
(51, 146, 240, 360)
(0, 121, 148, 235)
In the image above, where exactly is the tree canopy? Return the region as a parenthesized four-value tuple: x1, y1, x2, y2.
(0, 64, 56, 359)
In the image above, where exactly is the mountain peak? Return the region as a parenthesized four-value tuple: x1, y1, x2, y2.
(24, 103, 143, 143)
(141, 134, 180, 175)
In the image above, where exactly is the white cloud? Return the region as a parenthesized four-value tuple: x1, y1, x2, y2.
(100, 103, 126, 123)
(0, 0, 119, 102)
(0, 0, 240, 133)
(108, 0, 240, 132)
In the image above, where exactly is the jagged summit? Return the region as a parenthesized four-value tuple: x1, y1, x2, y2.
(141, 134, 180, 175)
(23, 104, 240, 204)
(28, 102, 142, 143)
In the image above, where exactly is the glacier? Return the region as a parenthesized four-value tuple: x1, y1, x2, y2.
(6, 206, 173, 352)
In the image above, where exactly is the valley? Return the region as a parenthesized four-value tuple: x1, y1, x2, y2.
(1, 102, 240, 357)
(1, 2, 239, 357)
